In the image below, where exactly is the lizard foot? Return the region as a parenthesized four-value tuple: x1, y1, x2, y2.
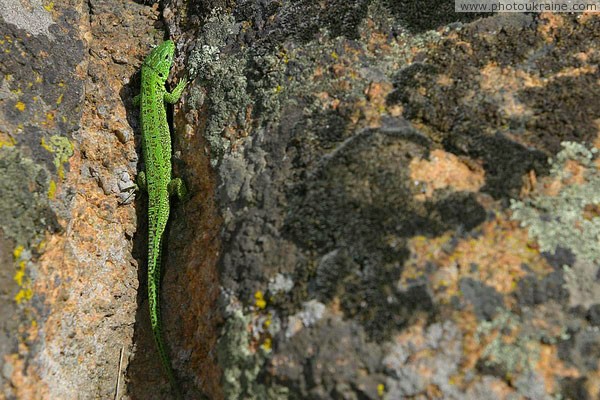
(136, 171, 147, 192)
(168, 177, 187, 200)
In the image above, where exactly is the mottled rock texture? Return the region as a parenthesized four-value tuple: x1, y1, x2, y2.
(1, 0, 600, 399)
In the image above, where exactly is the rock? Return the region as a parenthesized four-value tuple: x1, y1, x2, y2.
(2, 0, 600, 399)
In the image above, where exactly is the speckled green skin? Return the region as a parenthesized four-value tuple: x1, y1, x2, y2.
(135, 40, 187, 398)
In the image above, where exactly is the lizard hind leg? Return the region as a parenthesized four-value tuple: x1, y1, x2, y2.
(136, 171, 147, 192)
(168, 177, 187, 200)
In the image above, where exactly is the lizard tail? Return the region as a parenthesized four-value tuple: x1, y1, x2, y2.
(148, 233, 182, 400)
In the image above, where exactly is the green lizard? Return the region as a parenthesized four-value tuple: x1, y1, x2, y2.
(134, 40, 187, 398)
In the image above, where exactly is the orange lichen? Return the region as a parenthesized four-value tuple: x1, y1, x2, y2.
(403, 215, 553, 301)
(409, 150, 485, 200)
(586, 369, 600, 398)
(537, 13, 565, 43)
(363, 81, 394, 127)
(536, 344, 579, 393)
(536, 153, 594, 197)
(457, 310, 485, 371)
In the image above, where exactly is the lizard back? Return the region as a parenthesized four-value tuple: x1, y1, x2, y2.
(137, 40, 183, 398)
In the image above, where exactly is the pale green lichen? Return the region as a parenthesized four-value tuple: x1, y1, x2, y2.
(40, 134, 73, 179)
(187, 11, 250, 165)
(475, 308, 569, 377)
(475, 309, 537, 374)
(510, 141, 600, 264)
(217, 306, 289, 400)
(186, 11, 289, 166)
(267, 274, 294, 295)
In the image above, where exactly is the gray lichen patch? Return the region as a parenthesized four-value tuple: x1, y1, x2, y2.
(269, 313, 385, 399)
(510, 142, 600, 265)
(474, 306, 570, 387)
(0, 0, 56, 38)
(187, 11, 267, 164)
(562, 261, 600, 309)
(186, 3, 435, 168)
(458, 278, 505, 321)
(0, 237, 17, 391)
(0, 147, 56, 247)
(383, 321, 463, 399)
(0, 147, 55, 396)
(217, 302, 289, 400)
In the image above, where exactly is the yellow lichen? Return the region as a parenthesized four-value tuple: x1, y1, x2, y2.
(14, 261, 26, 286)
(41, 135, 73, 179)
(254, 291, 267, 309)
(13, 245, 24, 259)
(261, 337, 272, 351)
(14, 287, 33, 304)
(278, 50, 290, 64)
(47, 179, 57, 199)
(0, 131, 16, 148)
(36, 240, 46, 252)
(263, 315, 272, 329)
(15, 101, 25, 111)
(13, 247, 32, 305)
(377, 383, 385, 397)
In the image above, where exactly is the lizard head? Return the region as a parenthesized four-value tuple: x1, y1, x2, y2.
(143, 40, 176, 82)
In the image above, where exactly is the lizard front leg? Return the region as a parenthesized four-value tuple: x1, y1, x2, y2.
(164, 77, 187, 104)
(167, 177, 187, 200)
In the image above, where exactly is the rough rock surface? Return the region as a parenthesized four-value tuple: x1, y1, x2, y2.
(0, 1, 220, 399)
(1, 0, 600, 399)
